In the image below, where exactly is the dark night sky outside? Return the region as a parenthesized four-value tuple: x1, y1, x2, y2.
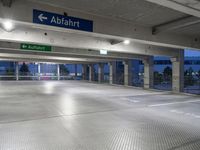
(185, 49, 200, 57)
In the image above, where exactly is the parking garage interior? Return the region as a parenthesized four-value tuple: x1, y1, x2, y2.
(0, 0, 200, 149)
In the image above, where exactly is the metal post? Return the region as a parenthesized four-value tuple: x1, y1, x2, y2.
(89, 64, 94, 82)
(75, 64, 77, 79)
(82, 64, 87, 80)
(57, 64, 60, 80)
(98, 63, 104, 83)
(38, 63, 41, 81)
(16, 62, 19, 81)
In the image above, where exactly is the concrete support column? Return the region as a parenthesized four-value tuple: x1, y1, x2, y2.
(38, 63, 41, 81)
(75, 64, 77, 79)
(171, 50, 184, 93)
(15, 62, 19, 81)
(98, 63, 104, 83)
(82, 64, 87, 80)
(57, 64, 60, 81)
(143, 56, 154, 89)
(89, 64, 95, 82)
(108, 62, 116, 84)
(123, 60, 132, 86)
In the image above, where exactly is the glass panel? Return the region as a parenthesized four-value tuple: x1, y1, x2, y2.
(184, 49, 200, 95)
(115, 61, 124, 85)
(60, 64, 82, 80)
(94, 64, 98, 82)
(76, 64, 82, 80)
(18, 62, 38, 80)
(60, 64, 70, 75)
(132, 60, 144, 87)
(153, 56, 172, 91)
(103, 64, 109, 83)
(0, 61, 16, 80)
(40, 63, 57, 80)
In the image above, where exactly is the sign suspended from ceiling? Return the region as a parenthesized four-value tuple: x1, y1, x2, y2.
(33, 9, 93, 32)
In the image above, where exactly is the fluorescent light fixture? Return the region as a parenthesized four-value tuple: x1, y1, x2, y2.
(123, 40, 130, 45)
(100, 49, 108, 55)
(2, 20, 14, 32)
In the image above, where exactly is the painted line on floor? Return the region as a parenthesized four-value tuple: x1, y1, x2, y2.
(112, 92, 169, 98)
(148, 99, 200, 107)
(170, 110, 200, 119)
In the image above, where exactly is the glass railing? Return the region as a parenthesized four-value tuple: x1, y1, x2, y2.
(184, 75, 200, 95)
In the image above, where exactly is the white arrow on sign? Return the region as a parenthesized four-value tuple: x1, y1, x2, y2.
(22, 44, 27, 48)
(38, 14, 48, 22)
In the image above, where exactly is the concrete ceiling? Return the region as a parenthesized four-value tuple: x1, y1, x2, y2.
(26, 0, 200, 37)
(171, 23, 200, 36)
(170, 0, 200, 12)
(146, 0, 200, 17)
(27, 0, 187, 27)
(145, 0, 200, 36)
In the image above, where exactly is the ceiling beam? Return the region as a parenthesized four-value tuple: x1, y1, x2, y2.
(145, 0, 200, 18)
(0, 50, 119, 64)
(0, 57, 95, 64)
(152, 16, 200, 35)
(0, 48, 119, 62)
(0, 26, 180, 57)
(0, 41, 146, 60)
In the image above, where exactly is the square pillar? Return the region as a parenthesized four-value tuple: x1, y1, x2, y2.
(98, 63, 104, 83)
(108, 62, 116, 84)
(143, 56, 154, 89)
(171, 50, 184, 93)
(57, 64, 60, 80)
(82, 64, 87, 80)
(89, 64, 95, 82)
(75, 64, 78, 79)
(123, 60, 132, 86)
(15, 62, 19, 81)
(38, 63, 41, 81)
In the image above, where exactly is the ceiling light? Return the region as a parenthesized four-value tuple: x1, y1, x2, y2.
(100, 49, 108, 55)
(2, 20, 14, 32)
(123, 40, 130, 45)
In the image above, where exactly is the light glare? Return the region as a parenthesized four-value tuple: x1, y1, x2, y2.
(2, 20, 14, 31)
(123, 40, 130, 45)
(100, 49, 108, 55)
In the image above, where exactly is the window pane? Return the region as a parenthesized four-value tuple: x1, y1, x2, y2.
(184, 49, 200, 95)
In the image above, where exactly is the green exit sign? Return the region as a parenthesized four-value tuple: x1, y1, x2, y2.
(20, 43, 52, 52)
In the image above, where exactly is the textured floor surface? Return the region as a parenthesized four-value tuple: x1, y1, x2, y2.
(0, 81, 200, 150)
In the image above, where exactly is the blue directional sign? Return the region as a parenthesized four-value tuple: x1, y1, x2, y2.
(33, 9, 93, 32)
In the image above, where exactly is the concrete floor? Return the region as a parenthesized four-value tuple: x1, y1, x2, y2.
(0, 81, 200, 150)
